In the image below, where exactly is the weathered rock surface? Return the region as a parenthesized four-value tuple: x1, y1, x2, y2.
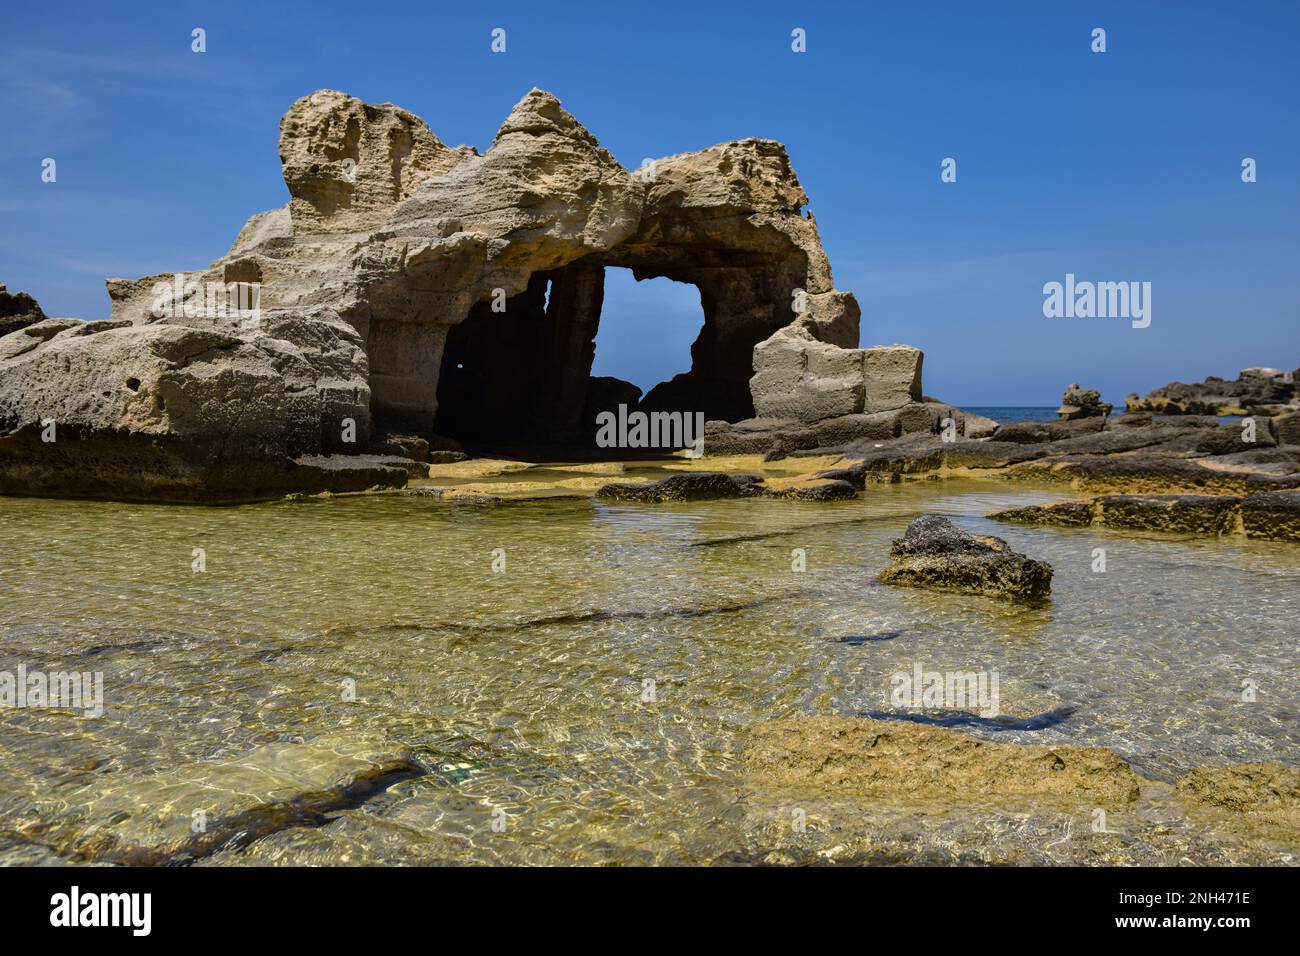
(1240, 491, 1300, 540)
(0, 281, 46, 338)
(594, 468, 859, 504)
(878, 515, 1053, 603)
(1176, 763, 1300, 820)
(991, 491, 1300, 541)
(703, 399, 982, 459)
(748, 336, 928, 422)
(1, 88, 957, 500)
(740, 720, 1298, 863)
(1126, 365, 1299, 416)
(1057, 382, 1112, 420)
(744, 717, 1140, 805)
(0, 309, 399, 501)
(757, 476, 858, 500)
(1275, 410, 1300, 447)
(774, 410, 1300, 502)
(596, 472, 763, 502)
(994, 495, 1234, 535)
(992, 416, 1107, 444)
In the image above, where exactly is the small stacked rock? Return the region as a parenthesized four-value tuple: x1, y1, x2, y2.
(1057, 383, 1112, 420)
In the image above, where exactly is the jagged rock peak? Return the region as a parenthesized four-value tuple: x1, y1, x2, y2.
(493, 88, 601, 148)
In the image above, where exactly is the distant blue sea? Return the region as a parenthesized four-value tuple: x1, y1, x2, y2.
(963, 406, 1057, 423)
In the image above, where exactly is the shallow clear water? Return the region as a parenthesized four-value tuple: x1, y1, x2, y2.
(1, 479, 1297, 865)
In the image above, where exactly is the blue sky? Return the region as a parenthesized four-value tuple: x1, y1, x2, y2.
(2, 1, 1296, 405)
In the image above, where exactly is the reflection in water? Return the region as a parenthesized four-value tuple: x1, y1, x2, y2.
(0, 478, 1297, 864)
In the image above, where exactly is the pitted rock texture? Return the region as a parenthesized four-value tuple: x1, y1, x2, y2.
(0, 282, 46, 338)
(993, 491, 1300, 541)
(1126, 365, 1299, 417)
(1176, 763, 1300, 819)
(105, 88, 863, 440)
(596, 472, 764, 502)
(0, 309, 398, 501)
(878, 515, 1054, 603)
(1057, 382, 1112, 420)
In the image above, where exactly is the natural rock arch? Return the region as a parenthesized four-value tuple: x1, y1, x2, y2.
(104, 89, 861, 441)
(0, 87, 955, 500)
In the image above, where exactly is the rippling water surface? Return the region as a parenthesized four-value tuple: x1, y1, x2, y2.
(1, 478, 1296, 865)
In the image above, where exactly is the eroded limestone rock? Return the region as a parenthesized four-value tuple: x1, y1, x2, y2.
(1057, 382, 1112, 420)
(0, 88, 951, 500)
(878, 515, 1053, 603)
(744, 717, 1140, 805)
(0, 308, 391, 501)
(990, 490, 1300, 541)
(1126, 365, 1299, 416)
(596, 472, 763, 502)
(0, 281, 46, 338)
(1176, 763, 1300, 820)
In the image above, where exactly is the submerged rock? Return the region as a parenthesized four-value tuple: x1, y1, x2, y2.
(1176, 763, 1300, 819)
(744, 717, 1140, 805)
(758, 476, 858, 500)
(596, 472, 763, 502)
(7, 738, 428, 866)
(878, 514, 1053, 602)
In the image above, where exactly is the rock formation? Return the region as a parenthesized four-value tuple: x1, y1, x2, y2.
(1126, 365, 1299, 417)
(1057, 382, 1111, 420)
(0, 282, 46, 338)
(1176, 763, 1300, 822)
(594, 470, 857, 502)
(784, 404, 1300, 499)
(991, 490, 1300, 541)
(878, 515, 1054, 602)
(0, 88, 954, 500)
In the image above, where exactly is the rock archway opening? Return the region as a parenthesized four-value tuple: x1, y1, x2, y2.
(590, 267, 704, 407)
(430, 259, 771, 451)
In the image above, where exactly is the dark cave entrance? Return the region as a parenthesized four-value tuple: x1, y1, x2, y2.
(434, 264, 607, 446)
(431, 255, 783, 448)
(433, 264, 706, 448)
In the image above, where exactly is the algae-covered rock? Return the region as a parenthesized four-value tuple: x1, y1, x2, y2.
(878, 515, 1053, 603)
(744, 716, 1141, 805)
(596, 472, 762, 502)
